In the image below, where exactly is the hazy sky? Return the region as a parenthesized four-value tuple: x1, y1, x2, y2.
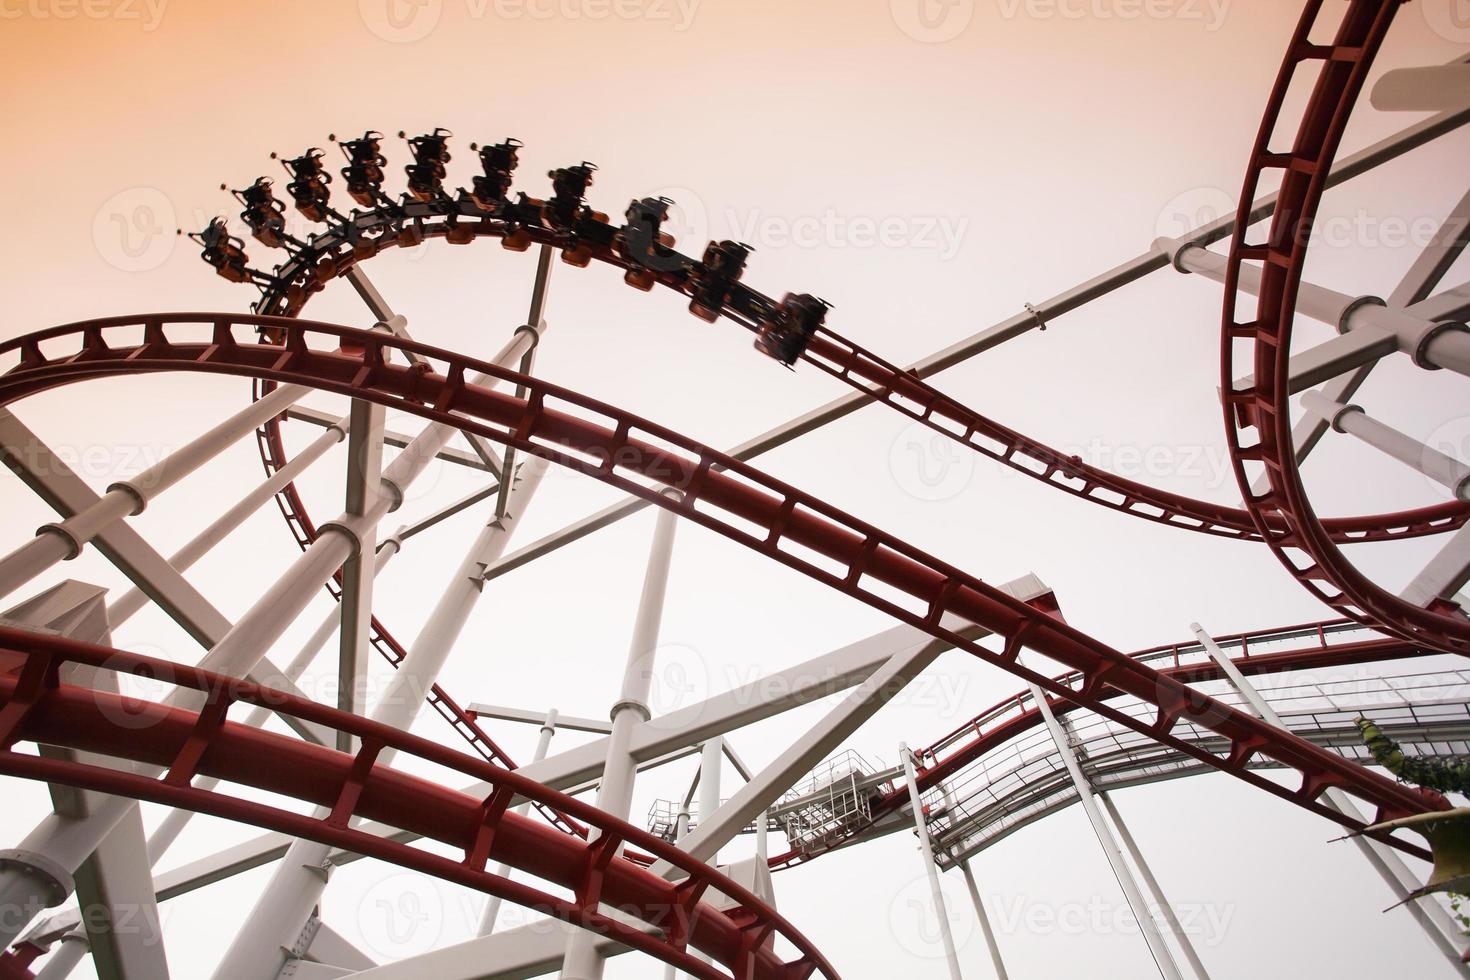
(2, 1, 1470, 978)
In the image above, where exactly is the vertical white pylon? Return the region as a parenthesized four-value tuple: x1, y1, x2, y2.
(562, 492, 681, 980)
(900, 741, 965, 980)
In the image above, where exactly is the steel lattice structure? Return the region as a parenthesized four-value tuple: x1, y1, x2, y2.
(0, 1, 1467, 977)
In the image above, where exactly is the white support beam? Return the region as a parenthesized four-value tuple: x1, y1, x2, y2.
(1373, 65, 1470, 114)
(306, 920, 377, 972)
(0, 381, 308, 602)
(1394, 186, 1470, 308)
(341, 625, 956, 980)
(346, 265, 506, 478)
(466, 704, 611, 735)
(563, 493, 679, 980)
(67, 575, 1051, 914)
(286, 405, 495, 474)
(1191, 623, 1469, 971)
(338, 395, 386, 749)
(106, 419, 347, 627)
(900, 743, 965, 980)
(1163, 241, 1470, 389)
(212, 459, 549, 980)
(1401, 524, 1470, 609)
(939, 784, 1010, 980)
(1028, 682, 1183, 980)
(1412, 281, 1470, 325)
(1098, 793, 1213, 980)
(1300, 391, 1470, 501)
(0, 407, 331, 746)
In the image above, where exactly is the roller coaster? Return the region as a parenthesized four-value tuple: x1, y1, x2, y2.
(0, 0, 1468, 977)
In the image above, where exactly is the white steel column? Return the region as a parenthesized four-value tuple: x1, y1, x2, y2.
(33, 931, 88, 980)
(1403, 525, 1470, 608)
(698, 738, 723, 864)
(661, 804, 693, 980)
(211, 460, 548, 980)
(478, 708, 561, 936)
(191, 323, 537, 692)
(1300, 392, 1470, 500)
(1190, 623, 1470, 970)
(562, 494, 680, 980)
(106, 418, 347, 626)
(0, 381, 306, 600)
(1162, 240, 1470, 381)
(337, 394, 386, 750)
(1097, 793, 1213, 980)
(940, 785, 1009, 980)
(1027, 682, 1184, 980)
(899, 742, 964, 980)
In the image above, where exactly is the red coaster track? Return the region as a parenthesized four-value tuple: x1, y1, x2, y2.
(0, 314, 1447, 859)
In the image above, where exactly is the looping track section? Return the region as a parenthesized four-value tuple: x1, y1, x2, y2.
(1220, 0, 1470, 653)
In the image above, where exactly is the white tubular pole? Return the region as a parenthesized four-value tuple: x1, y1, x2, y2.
(939, 785, 1009, 980)
(1162, 239, 1470, 379)
(107, 419, 348, 627)
(562, 495, 681, 980)
(33, 931, 89, 980)
(661, 804, 694, 980)
(192, 325, 536, 689)
(699, 738, 723, 865)
(338, 393, 388, 750)
(1300, 392, 1470, 501)
(144, 538, 402, 866)
(1190, 623, 1470, 971)
(899, 742, 964, 980)
(1027, 683, 1184, 980)
(478, 708, 561, 936)
(211, 460, 548, 980)
(1098, 793, 1213, 980)
(0, 382, 307, 600)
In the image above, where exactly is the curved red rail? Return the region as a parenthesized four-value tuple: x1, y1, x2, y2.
(0, 626, 836, 980)
(240, 200, 1468, 547)
(1220, 0, 1470, 654)
(0, 314, 1446, 854)
(768, 623, 1438, 869)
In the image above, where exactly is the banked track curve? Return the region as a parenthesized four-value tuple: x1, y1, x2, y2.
(0, 626, 837, 980)
(225, 164, 1470, 549)
(1220, 0, 1470, 654)
(0, 313, 1448, 860)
